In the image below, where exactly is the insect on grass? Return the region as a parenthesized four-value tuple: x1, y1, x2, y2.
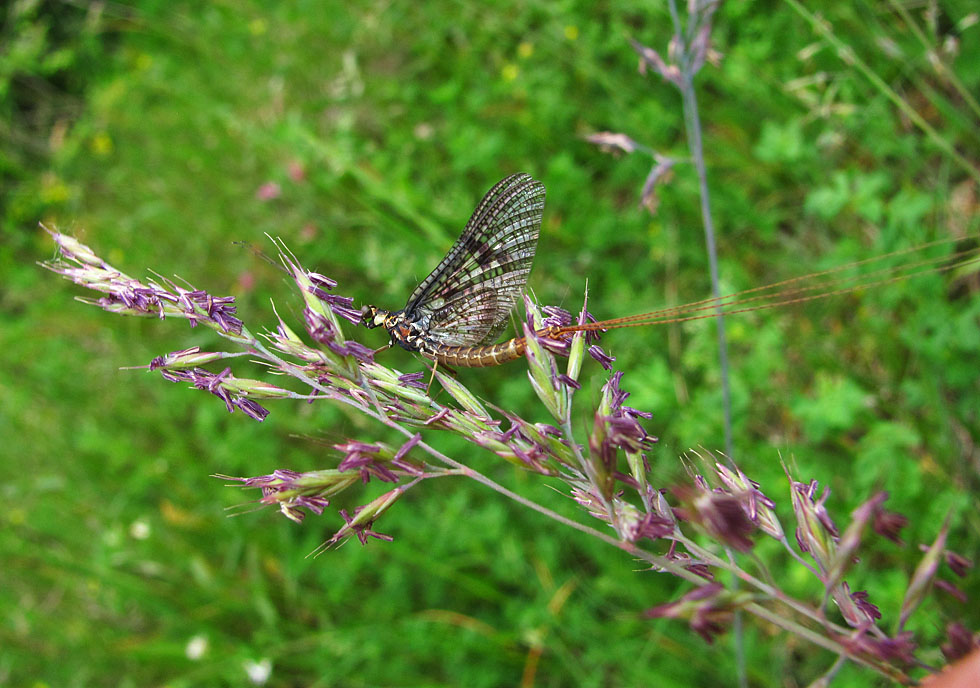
(361, 174, 980, 369)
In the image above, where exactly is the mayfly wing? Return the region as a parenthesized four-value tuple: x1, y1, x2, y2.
(404, 173, 545, 346)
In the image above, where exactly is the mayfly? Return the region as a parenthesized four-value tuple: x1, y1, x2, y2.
(362, 173, 546, 366)
(361, 174, 980, 367)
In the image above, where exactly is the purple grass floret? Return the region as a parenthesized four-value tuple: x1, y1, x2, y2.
(309, 272, 338, 290)
(236, 398, 271, 422)
(535, 423, 561, 437)
(392, 433, 422, 463)
(935, 579, 967, 603)
(588, 344, 615, 370)
(840, 630, 918, 667)
(326, 338, 375, 363)
(639, 155, 678, 213)
(224, 470, 334, 523)
(585, 132, 642, 154)
(335, 441, 399, 483)
(335, 507, 394, 545)
(791, 479, 839, 569)
(629, 38, 683, 86)
(499, 424, 520, 442)
(541, 305, 573, 328)
(944, 550, 972, 578)
(644, 583, 738, 644)
(524, 308, 572, 359)
(900, 520, 949, 631)
(397, 372, 426, 390)
(849, 587, 882, 622)
(603, 371, 630, 409)
(158, 369, 188, 383)
(539, 334, 572, 358)
(597, 372, 657, 451)
(714, 463, 782, 540)
(150, 347, 197, 370)
(322, 485, 415, 548)
(868, 494, 908, 544)
(941, 623, 978, 662)
(556, 373, 581, 390)
(630, 512, 675, 542)
(156, 365, 272, 421)
(575, 305, 603, 344)
(311, 288, 362, 325)
(425, 408, 451, 425)
(304, 309, 338, 343)
(673, 485, 756, 552)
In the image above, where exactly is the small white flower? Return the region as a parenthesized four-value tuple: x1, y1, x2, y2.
(129, 519, 151, 540)
(244, 658, 272, 685)
(185, 635, 208, 660)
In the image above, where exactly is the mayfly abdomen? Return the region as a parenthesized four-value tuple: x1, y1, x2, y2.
(421, 337, 528, 368)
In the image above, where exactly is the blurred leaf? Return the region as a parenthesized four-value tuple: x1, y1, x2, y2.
(791, 373, 871, 444)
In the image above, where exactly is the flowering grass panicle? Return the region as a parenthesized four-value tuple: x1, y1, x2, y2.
(42, 228, 976, 682)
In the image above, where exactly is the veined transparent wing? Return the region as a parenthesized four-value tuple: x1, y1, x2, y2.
(404, 174, 545, 346)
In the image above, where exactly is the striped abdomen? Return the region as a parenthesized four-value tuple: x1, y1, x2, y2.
(420, 337, 528, 367)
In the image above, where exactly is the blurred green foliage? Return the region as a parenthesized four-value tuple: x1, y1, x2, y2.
(3, 0, 979, 685)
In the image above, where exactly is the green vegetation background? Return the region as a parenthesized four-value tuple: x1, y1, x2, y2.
(3, 1, 979, 685)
